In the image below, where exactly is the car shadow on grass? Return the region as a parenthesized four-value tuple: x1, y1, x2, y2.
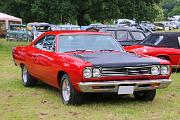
(34, 81, 143, 105)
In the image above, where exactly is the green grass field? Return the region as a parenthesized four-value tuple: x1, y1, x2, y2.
(0, 39, 180, 120)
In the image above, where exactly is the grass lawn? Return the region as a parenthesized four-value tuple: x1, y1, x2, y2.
(0, 39, 180, 120)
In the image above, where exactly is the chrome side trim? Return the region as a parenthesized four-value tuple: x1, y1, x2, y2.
(78, 79, 172, 93)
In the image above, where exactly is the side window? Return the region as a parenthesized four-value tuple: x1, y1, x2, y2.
(42, 35, 56, 52)
(34, 36, 45, 49)
(117, 31, 128, 41)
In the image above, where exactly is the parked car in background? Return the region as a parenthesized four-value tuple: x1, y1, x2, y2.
(89, 23, 104, 27)
(115, 19, 136, 26)
(162, 21, 174, 30)
(27, 22, 52, 40)
(6, 24, 32, 41)
(168, 15, 180, 21)
(170, 21, 180, 29)
(132, 24, 153, 36)
(154, 22, 169, 31)
(58, 25, 81, 30)
(124, 32, 180, 68)
(140, 22, 156, 31)
(12, 30, 172, 105)
(96, 27, 147, 46)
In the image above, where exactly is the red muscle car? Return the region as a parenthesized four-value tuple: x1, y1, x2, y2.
(12, 30, 172, 105)
(124, 32, 180, 68)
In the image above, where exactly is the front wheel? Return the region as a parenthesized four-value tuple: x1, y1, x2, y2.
(21, 65, 37, 87)
(134, 90, 156, 101)
(60, 74, 83, 105)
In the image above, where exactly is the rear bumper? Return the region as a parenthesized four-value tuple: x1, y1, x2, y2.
(78, 79, 172, 93)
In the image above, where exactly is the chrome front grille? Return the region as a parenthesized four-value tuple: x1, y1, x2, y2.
(101, 66, 151, 76)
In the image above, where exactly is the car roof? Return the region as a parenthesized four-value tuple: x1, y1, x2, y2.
(152, 32, 180, 37)
(43, 30, 108, 35)
(100, 27, 143, 32)
(148, 32, 180, 49)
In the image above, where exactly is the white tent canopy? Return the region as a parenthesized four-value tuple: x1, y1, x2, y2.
(0, 12, 22, 29)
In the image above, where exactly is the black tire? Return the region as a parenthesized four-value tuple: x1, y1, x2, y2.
(21, 65, 37, 87)
(134, 90, 156, 101)
(60, 74, 83, 105)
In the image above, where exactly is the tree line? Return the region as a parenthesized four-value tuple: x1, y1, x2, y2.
(0, 0, 167, 26)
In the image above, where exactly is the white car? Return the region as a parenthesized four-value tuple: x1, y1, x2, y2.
(170, 21, 180, 29)
(168, 15, 180, 21)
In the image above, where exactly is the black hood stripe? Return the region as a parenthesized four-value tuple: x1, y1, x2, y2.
(72, 52, 160, 67)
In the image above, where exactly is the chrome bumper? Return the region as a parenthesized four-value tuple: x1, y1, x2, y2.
(78, 79, 172, 93)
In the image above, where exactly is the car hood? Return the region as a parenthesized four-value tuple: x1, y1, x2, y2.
(72, 52, 160, 67)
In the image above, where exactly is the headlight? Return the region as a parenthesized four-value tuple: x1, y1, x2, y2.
(93, 68, 101, 77)
(83, 67, 101, 78)
(151, 65, 160, 75)
(83, 68, 92, 78)
(161, 65, 170, 75)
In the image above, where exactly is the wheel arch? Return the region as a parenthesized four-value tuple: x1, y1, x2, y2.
(157, 55, 171, 62)
(57, 71, 68, 87)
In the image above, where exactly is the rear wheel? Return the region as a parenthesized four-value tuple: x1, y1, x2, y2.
(134, 90, 156, 101)
(21, 65, 37, 87)
(60, 74, 83, 105)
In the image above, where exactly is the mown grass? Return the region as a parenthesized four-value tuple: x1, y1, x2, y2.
(0, 39, 180, 120)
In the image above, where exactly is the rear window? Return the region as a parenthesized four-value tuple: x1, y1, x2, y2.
(116, 31, 128, 41)
(131, 32, 145, 40)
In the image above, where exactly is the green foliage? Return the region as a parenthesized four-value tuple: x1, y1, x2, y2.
(162, 0, 180, 17)
(0, 0, 164, 25)
(168, 1, 180, 16)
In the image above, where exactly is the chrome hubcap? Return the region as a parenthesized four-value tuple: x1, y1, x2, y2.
(22, 66, 28, 83)
(62, 79, 70, 102)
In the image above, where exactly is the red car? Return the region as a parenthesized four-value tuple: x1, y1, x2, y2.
(125, 32, 180, 68)
(12, 30, 172, 105)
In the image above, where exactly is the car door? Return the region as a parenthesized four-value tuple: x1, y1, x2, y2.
(33, 35, 58, 86)
(25, 36, 46, 78)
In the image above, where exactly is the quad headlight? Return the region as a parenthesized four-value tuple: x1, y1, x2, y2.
(160, 65, 170, 75)
(151, 65, 170, 75)
(151, 65, 160, 75)
(83, 67, 101, 78)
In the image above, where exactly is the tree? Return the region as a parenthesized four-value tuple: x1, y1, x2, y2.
(0, 0, 164, 25)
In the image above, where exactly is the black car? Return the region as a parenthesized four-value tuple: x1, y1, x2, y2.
(98, 28, 147, 46)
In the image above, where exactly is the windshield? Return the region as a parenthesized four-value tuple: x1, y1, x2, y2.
(131, 31, 145, 40)
(141, 34, 165, 45)
(10, 25, 26, 31)
(35, 26, 51, 32)
(58, 34, 124, 53)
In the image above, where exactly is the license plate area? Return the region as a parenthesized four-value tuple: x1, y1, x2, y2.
(118, 85, 134, 95)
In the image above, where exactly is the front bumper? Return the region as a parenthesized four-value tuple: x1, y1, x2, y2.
(78, 79, 172, 93)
